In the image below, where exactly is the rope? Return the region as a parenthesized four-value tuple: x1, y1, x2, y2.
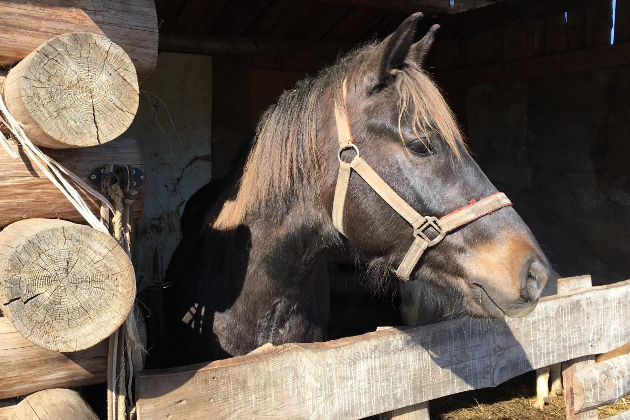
(108, 184, 124, 241)
(0, 93, 113, 234)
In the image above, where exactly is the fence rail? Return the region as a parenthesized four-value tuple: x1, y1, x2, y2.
(136, 280, 630, 420)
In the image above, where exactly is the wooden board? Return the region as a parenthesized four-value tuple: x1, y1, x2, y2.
(573, 353, 630, 413)
(436, 41, 630, 87)
(0, 0, 157, 81)
(0, 317, 108, 399)
(136, 280, 630, 420)
(0, 137, 144, 227)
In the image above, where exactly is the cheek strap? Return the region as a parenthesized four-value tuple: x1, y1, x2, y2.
(332, 79, 512, 280)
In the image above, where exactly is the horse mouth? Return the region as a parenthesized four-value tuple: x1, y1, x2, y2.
(470, 283, 536, 318)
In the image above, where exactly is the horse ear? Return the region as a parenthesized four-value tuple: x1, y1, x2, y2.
(409, 24, 440, 66)
(378, 12, 424, 85)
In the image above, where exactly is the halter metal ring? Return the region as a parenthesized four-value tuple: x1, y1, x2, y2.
(414, 216, 446, 247)
(338, 144, 360, 163)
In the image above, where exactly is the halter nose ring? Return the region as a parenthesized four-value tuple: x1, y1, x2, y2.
(338, 144, 360, 163)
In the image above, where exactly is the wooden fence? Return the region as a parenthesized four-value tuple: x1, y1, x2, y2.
(135, 278, 630, 420)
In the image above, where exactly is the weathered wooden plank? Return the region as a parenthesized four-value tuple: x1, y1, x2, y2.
(573, 354, 630, 413)
(0, 317, 108, 399)
(605, 412, 630, 420)
(545, 13, 568, 54)
(436, 41, 630, 87)
(315, 0, 495, 14)
(0, 400, 15, 420)
(504, 21, 529, 61)
(585, 1, 613, 48)
(136, 280, 630, 420)
(614, 0, 630, 43)
(381, 402, 430, 420)
(527, 18, 546, 57)
(560, 275, 597, 420)
(159, 34, 351, 58)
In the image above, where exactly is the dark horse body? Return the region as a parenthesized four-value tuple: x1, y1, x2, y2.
(165, 13, 550, 366)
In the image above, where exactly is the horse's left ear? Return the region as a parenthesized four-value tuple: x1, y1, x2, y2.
(378, 12, 424, 85)
(409, 24, 440, 66)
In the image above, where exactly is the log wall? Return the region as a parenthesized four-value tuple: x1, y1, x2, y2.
(0, 317, 107, 400)
(0, 0, 158, 81)
(0, 137, 144, 227)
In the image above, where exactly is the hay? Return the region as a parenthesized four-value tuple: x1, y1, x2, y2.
(431, 371, 629, 420)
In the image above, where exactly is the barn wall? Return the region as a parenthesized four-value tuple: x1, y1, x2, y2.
(123, 52, 213, 291)
(459, 59, 630, 286)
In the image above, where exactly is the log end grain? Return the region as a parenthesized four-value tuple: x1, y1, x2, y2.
(3, 32, 139, 149)
(0, 219, 136, 352)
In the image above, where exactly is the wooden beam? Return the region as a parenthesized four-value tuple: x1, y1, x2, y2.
(0, 317, 108, 399)
(560, 276, 597, 420)
(159, 34, 352, 59)
(316, 0, 497, 14)
(429, 0, 597, 38)
(573, 353, 630, 413)
(136, 280, 630, 420)
(434, 41, 630, 87)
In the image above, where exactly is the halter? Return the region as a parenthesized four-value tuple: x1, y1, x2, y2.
(332, 79, 513, 281)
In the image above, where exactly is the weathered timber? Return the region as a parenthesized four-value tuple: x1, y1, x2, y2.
(435, 41, 630, 87)
(316, 0, 495, 14)
(381, 403, 430, 420)
(0, 137, 144, 227)
(0, 0, 157, 81)
(10, 389, 98, 420)
(0, 402, 14, 420)
(573, 353, 630, 413)
(0, 317, 107, 399)
(605, 412, 630, 420)
(136, 280, 630, 420)
(560, 276, 597, 420)
(429, 0, 598, 38)
(2, 32, 139, 149)
(160, 34, 352, 59)
(0, 219, 136, 352)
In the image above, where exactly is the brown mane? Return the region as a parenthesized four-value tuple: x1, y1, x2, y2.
(213, 43, 464, 230)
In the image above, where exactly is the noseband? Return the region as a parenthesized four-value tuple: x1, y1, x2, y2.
(332, 79, 512, 281)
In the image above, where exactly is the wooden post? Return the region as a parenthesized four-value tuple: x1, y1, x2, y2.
(572, 353, 630, 413)
(2, 32, 139, 149)
(0, 219, 136, 352)
(10, 389, 99, 420)
(559, 275, 598, 420)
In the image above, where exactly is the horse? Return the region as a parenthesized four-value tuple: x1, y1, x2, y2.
(164, 12, 550, 366)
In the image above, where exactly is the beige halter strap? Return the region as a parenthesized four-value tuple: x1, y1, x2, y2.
(332, 79, 512, 280)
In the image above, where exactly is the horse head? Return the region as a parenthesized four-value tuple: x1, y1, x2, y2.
(319, 13, 549, 319)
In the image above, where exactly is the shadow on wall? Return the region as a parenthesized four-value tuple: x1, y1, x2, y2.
(465, 66, 630, 285)
(122, 52, 213, 292)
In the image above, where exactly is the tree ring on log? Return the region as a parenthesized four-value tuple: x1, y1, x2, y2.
(0, 219, 136, 352)
(2, 32, 139, 149)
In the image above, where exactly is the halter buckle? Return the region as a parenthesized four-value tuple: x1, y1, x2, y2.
(414, 216, 445, 247)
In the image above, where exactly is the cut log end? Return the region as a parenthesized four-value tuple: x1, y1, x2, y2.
(2, 32, 139, 149)
(10, 389, 98, 420)
(0, 219, 136, 352)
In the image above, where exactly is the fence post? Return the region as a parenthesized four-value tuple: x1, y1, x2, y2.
(380, 402, 430, 420)
(558, 275, 598, 420)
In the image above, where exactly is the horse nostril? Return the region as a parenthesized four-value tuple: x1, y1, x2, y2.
(523, 259, 548, 302)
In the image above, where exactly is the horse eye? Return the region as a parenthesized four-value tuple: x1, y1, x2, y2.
(406, 139, 432, 157)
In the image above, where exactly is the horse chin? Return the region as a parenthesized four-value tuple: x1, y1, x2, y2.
(466, 284, 538, 319)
